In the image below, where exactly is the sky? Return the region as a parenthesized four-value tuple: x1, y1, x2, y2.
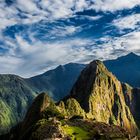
(0, 0, 140, 77)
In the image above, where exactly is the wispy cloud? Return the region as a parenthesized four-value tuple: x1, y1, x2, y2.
(8, 30, 140, 77)
(0, 0, 140, 30)
(0, 0, 140, 77)
(90, 0, 140, 12)
(0, 34, 94, 77)
(113, 14, 140, 30)
(95, 31, 140, 58)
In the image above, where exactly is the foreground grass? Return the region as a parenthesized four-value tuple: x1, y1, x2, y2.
(62, 125, 91, 140)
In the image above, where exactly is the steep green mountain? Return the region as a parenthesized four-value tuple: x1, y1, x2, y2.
(0, 75, 36, 134)
(61, 60, 137, 133)
(26, 63, 85, 101)
(0, 63, 84, 135)
(4, 60, 139, 140)
(5, 93, 137, 140)
(1, 52, 140, 136)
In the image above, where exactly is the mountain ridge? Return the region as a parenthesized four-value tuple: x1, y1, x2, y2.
(1, 52, 140, 135)
(104, 52, 140, 88)
(0, 74, 36, 134)
(61, 60, 137, 133)
(4, 60, 139, 140)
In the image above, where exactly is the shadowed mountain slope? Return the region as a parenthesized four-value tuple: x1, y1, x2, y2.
(104, 52, 140, 88)
(0, 75, 36, 134)
(26, 63, 85, 101)
(61, 60, 137, 133)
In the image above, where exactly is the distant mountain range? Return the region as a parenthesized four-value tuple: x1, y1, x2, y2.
(28, 52, 140, 101)
(26, 63, 85, 101)
(0, 63, 85, 134)
(0, 52, 140, 135)
(26, 52, 140, 100)
(2, 60, 139, 140)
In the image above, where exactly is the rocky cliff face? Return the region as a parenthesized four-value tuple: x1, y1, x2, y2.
(61, 60, 137, 133)
(7, 93, 136, 140)
(122, 83, 140, 128)
(18, 92, 61, 140)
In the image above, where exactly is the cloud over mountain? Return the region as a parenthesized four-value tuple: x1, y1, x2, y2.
(0, 0, 140, 77)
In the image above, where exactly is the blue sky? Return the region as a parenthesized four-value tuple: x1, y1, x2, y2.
(0, 0, 140, 77)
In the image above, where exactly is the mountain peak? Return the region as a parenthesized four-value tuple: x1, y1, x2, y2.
(114, 52, 139, 62)
(69, 60, 113, 112)
(89, 60, 106, 71)
(24, 92, 53, 119)
(67, 60, 137, 133)
(21, 92, 54, 133)
(56, 65, 65, 72)
(89, 60, 103, 66)
(126, 52, 138, 57)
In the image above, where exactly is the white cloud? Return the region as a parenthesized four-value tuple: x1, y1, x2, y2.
(0, 0, 139, 30)
(1, 30, 140, 77)
(16, 0, 40, 13)
(120, 32, 140, 51)
(90, 0, 140, 12)
(0, 0, 140, 77)
(113, 14, 140, 30)
(0, 0, 85, 30)
(39, 0, 88, 19)
(74, 15, 102, 21)
(11, 31, 140, 77)
(0, 34, 93, 77)
(0, 55, 23, 75)
(85, 15, 102, 20)
(95, 31, 140, 59)
(46, 25, 82, 38)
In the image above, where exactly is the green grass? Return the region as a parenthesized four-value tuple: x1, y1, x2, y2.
(62, 125, 91, 140)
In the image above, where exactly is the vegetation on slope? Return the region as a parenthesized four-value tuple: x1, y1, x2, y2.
(0, 75, 36, 134)
(64, 60, 137, 133)
(4, 91, 138, 140)
(1, 57, 140, 139)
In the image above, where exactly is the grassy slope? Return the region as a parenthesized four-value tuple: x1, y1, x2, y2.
(0, 75, 36, 134)
(62, 125, 91, 140)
